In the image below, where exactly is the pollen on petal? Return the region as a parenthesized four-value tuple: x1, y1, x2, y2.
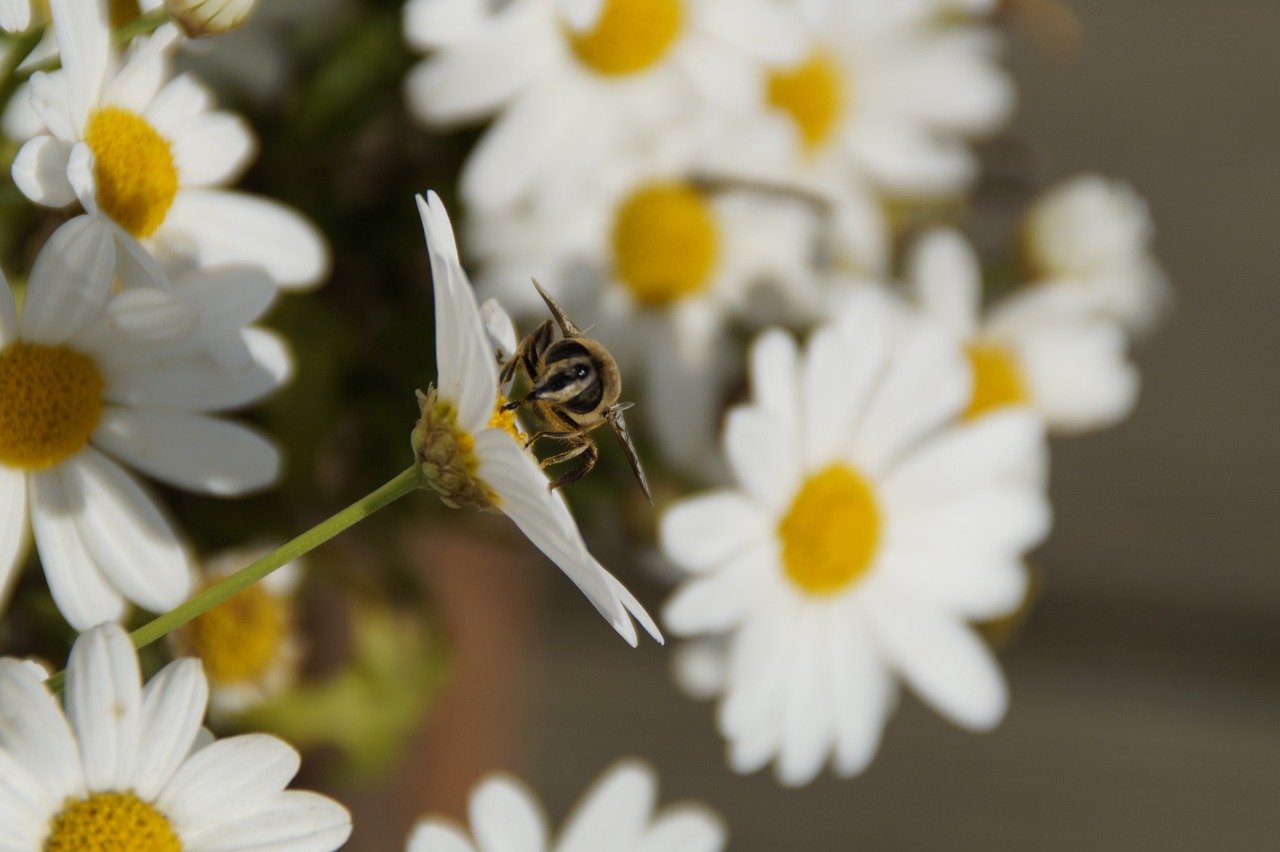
(84, 106, 179, 238)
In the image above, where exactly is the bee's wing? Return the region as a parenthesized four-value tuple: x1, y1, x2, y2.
(530, 277, 583, 337)
(605, 402, 651, 504)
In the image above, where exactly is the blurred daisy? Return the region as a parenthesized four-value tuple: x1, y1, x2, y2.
(403, 0, 803, 211)
(0, 622, 351, 850)
(11, 0, 328, 289)
(406, 758, 725, 852)
(660, 288, 1050, 785)
(0, 216, 286, 630)
(1021, 173, 1170, 333)
(169, 547, 305, 719)
(909, 228, 1139, 434)
(413, 191, 660, 647)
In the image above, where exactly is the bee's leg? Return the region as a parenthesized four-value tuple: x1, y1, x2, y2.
(547, 439, 599, 493)
(523, 429, 580, 450)
(539, 438, 592, 468)
(499, 320, 555, 386)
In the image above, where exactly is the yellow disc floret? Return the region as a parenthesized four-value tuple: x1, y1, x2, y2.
(766, 51, 845, 150)
(965, 343, 1028, 419)
(0, 343, 104, 470)
(566, 0, 682, 76)
(612, 182, 718, 307)
(411, 387, 503, 512)
(45, 790, 182, 852)
(185, 583, 286, 683)
(778, 464, 881, 596)
(486, 393, 522, 443)
(84, 106, 179, 238)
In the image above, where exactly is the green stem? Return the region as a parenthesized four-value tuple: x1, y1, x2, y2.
(0, 26, 47, 112)
(45, 464, 424, 694)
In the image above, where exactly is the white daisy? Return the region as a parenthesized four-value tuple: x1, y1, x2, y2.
(403, 0, 804, 212)
(169, 546, 305, 719)
(1021, 173, 1170, 333)
(0, 215, 289, 630)
(406, 758, 725, 852)
(0, 621, 351, 850)
(659, 287, 1050, 785)
(11, 0, 328, 289)
(909, 227, 1139, 434)
(413, 190, 660, 647)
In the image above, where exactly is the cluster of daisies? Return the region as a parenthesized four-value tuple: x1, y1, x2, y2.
(404, 0, 1167, 795)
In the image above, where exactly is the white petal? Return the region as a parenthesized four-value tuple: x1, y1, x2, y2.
(0, 747, 53, 848)
(403, 0, 487, 50)
(558, 761, 655, 852)
(179, 790, 352, 851)
(29, 468, 127, 630)
(0, 466, 29, 613)
(866, 587, 1007, 730)
(1012, 318, 1139, 434)
(718, 612, 793, 742)
(21, 215, 115, 344)
(662, 548, 769, 637)
(50, 0, 108, 133)
(0, 658, 84, 801)
(406, 819, 481, 852)
(469, 773, 548, 852)
(637, 805, 726, 852)
(828, 609, 891, 776)
(746, 328, 800, 436)
(0, 0, 30, 33)
(143, 73, 215, 132)
(92, 408, 280, 496)
(416, 192, 498, 432)
(131, 658, 208, 800)
(103, 25, 177, 114)
(59, 449, 192, 613)
(10, 136, 76, 207)
(907, 228, 981, 337)
(159, 733, 300, 832)
(64, 623, 143, 792)
(170, 111, 257, 187)
(722, 407, 797, 515)
(159, 189, 330, 289)
(776, 609, 832, 786)
(480, 298, 518, 361)
(670, 638, 727, 701)
(881, 550, 1028, 621)
(800, 320, 885, 469)
(105, 288, 199, 341)
(701, 1, 805, 63)
(847, 117, 975, 195)
(659, 490, 769, 574)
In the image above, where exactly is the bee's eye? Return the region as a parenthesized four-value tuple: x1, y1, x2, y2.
(575, 365, 589, 379)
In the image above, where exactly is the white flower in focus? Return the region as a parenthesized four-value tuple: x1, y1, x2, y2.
(11, 0, 328, 289)
(406, 758, 725, 852)
(909, 228, 1139, 434)
(1022, 173, 1170, 333)
(660, 288, 1050, 785)
(413, 191, 660, 647)
(0, 216, 288, 630)
(403, 0, 804, 212)
(0, 622, 351, 850)
(169, 547, 305, 719)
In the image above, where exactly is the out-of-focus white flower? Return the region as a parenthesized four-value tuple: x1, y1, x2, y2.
(403, 0, 804, 212)
(166, 0, 257, 38)
(0, 216, 288, 630)
(0, 622, 351, 850)
(1022, 173, 1170, 333)
(169, 546, 305, 719)
(909, 228, 1139, 434)
(660, 288, 1050, 786)
(11, 0, 328, 289)
(413, 191, 660, 647)
(406, 758, 726, 852)
(0, 0, 30, 32)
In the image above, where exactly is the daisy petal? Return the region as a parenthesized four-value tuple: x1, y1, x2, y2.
(847, 117, 975, 195)
(181, 790, 352, 851)
(0, 747, 52, 848)
(0, 658, 83, 801)
(159, 733, 300, 831)
(49, 0, 109, 132)
(406, 819, 481, 852)
(64, 623, 143, 792)
(723, 407, 798, 514)
(93, 407, 280, 496)
(102, 25, 177, 114)
(0, 0, 30, 33)
(10, 136, 76, 207)
(21, 215, 114, 345)
(801, 319, 886, 469)
(132, 659, 208, 801)
(558, 761, 655, 852)
(0, 465, 28, 612)
(659, 490, 769, 574)
(908, 228, 980, 337)
(160, 189, 330, 289)
(59, 449, 192, 614)
(470, 774, 548, 852)
(105, 288, 199, 341)
(777, 610, 832, 786)
(29, 468, 127, 630)
(27, 70, 76, 142)
(637, 805, 726, 852)
(171, 111, 257, 187)
(143, 72, 215, 132)
(746, 328, 800, 436)
(662, 548, 769, 637)
(829, 609, 891, 776)
(403, 0, 487, 51)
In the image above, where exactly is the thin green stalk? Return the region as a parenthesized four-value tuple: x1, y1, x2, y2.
(45, 464, 424, 694)
(0, 26, 47, 113)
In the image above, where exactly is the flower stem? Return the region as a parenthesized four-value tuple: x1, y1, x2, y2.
(45, 464, 424, 694)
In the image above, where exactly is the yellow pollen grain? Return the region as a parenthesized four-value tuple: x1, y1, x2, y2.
(487, 394, 522, 443)
(0, 343, 104, 470)
(612, 182, 718, 308)
(965, 343, 1028, 419)
(45, 790, 182, 852)
(766, 51, 845, 150)
(778, 464, 880, 596)
(566, 0, 682, 76)
(184, 583, 286, 683)
(84, 106, 179, 239)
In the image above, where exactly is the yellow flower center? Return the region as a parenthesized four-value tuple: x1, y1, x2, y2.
(45, 790, 182, 852)
(778, 464, 881, 596)
(612, 182, 718, 307)
(965, 343, 1028, 419)
(184, 583, 286, 683)
(0, 342, 104, 470)
(84, 106, 179, 238)
(412, 387, 503, 512)
(766, 51, 846, 150)
(566, 0, 682, 76)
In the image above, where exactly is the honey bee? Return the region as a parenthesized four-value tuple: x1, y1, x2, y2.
(500, 279, 651, 503)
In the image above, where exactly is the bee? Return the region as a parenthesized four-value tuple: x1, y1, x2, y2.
(500, 279, 651, 503)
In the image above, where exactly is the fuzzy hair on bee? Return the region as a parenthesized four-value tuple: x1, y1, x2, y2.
(500, 279, 651, 503)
